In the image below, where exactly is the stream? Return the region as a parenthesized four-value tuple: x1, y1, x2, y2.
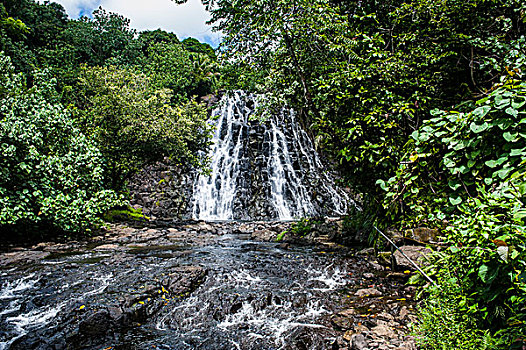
(0, 223, 370, 350)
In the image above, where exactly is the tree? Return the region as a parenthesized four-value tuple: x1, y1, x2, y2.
(0, 53, 121, 234)
(72, 65, 212, 189)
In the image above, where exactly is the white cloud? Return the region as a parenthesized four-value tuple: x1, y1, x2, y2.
(46, 0, 102, 18)
(46, 0, 221, 46)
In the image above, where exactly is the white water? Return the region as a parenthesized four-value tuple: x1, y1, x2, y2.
(192, 92, 350, 220)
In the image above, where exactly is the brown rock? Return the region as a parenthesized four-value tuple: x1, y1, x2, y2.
(351, 333, 368, 350)
(393, 246, 432, 269)
(93, 244, 122, 251)
(399, 306, 410, 320)
(331, 314, 354, 330)
(355, 288, 382, 297)
(163, 266, 206, 295)
(251, 229, 275, 242)
(0, 250, 50, 266)
(371, 324, 396, 338)
(410, 227, 438, 242)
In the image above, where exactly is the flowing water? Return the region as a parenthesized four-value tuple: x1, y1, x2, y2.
(0, 228, 360, 349)
(192, 92, 350, 221)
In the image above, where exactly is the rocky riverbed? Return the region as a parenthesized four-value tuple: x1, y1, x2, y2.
(0, 221, 418, 350)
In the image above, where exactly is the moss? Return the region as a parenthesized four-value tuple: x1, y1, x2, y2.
(103, 206, 149, 223)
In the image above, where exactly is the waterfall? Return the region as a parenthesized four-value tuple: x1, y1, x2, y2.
(192, 92, 349, 221)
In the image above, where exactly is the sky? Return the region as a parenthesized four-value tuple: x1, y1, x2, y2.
(45, 0, 221, 47)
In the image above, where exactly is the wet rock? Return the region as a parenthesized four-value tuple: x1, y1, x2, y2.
(0, 250, 50, 266)
(163, 266, 207, 295)
(331, 314, 354, 330)
(355, 288, 382, 297)
(393, 246, 432, 269)
(351, 333, 368, 350)
(107, 306, 126, 325)
(332, 336, 349, 349)
(79, 310, 111, 336)
(251, 229, 275, 242)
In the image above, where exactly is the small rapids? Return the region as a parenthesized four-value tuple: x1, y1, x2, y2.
(0, 230, 357, 350)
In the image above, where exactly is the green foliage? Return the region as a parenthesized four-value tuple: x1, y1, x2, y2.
(279, 218, 324, 241)
(341, 204, 377, 245)
(57, 8, 137, 68)
(71, 65, 213, 189)
(182, 37, 216, 59)
(416, 184, 526, 347)
(208, 0, 525, 198)
(0, 0, 219, 236)
(289, 218, 315, 236)
(140, 39, 219, 101)
(0, 53, 122, 233)
(415, 278, 500, 349)
(380, 77, 526, 226)
(378, 76, 526, 348)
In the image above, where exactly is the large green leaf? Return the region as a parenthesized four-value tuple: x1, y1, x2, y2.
(505, 106, 519, 117)
(503, 132, 518, 142)
(470, 122, 489, 133)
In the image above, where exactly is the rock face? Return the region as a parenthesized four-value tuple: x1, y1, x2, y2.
(9, 263, 207, 350)
(127, 159, 195, 220)
(192, 92, 350, 221)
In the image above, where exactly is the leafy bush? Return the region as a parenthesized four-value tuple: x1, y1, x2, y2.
(379, 76, 526, 226)
(380, 75, 526, 347)
(416, 183, 526, 348)
(0, 53, 122, 233)
(277, 217, 323, 241)
(415, 278, 500, 350)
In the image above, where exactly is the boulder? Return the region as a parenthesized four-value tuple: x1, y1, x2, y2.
(406, 227, 438, 243)
(79, 310, 111, 336)
(371, 323, 396, 338)
(0, 250, 50, 267)
(351, 333, 368, 350)
(393, 246, 432, 269)
(251, 229, 275, 242)
(355, 288, 382, 297)
(163, 266, 207, 295)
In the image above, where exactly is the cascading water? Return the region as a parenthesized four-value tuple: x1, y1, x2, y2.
(192, 92, 350, 221)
